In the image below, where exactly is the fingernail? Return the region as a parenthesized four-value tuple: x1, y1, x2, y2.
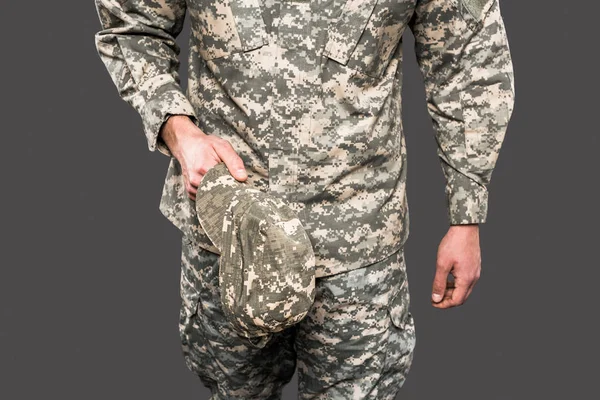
(432, 293, 442, 302)
(237, 169, 247, 176)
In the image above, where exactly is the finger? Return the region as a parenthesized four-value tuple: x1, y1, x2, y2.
(465, 284, 474, 301)
(431, 284, 455, 308)
(463, 277, 478, 302)
(213, 140, 247, 181)
(448, 281, 469, 307)
(185, 181, 198, 200)
(188, 173, 203, 190)
(435, 272, 478, 308)
(446, 278, 456, 289)
(432, 260, 452, 303)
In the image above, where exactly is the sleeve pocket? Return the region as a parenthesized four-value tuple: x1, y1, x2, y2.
(458, 0, 497, 31)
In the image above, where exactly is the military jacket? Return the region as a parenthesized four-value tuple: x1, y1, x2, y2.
(94, 0, 515, 278)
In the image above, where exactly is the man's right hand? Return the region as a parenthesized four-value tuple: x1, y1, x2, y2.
(159, 115, 248, 201)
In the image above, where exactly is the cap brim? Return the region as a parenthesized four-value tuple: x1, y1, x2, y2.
(195, 162, 244, 252)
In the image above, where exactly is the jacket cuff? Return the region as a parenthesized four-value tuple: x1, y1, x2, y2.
(445, 171, 489, 225)
(139, 74, 199, 158)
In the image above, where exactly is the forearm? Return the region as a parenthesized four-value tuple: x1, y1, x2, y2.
(93, 0, 199, 157)
(410, 0, 515, 224)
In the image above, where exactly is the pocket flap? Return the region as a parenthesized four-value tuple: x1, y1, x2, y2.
(230, 0, 268, 51)
(323, 0, 379, 65)
(191, 0, 268, 60)
(461, 0, 496, 21)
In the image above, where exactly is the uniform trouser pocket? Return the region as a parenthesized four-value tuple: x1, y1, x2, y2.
(178, 235, 297, 399)
(382, 251, 416, 392)
(295, 247, 417, 400)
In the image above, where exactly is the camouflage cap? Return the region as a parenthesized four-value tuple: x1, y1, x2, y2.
(195, 162, 316, 348)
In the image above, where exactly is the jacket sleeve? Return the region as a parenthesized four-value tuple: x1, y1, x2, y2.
(408, 0, 515, 224)
(93, 0, 199, 157)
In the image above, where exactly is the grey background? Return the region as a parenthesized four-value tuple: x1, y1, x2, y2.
(1, 1, 597, 399)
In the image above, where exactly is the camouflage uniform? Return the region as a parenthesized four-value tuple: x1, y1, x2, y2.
(180, 234, 414, 399)
(94, 0, 514, 397)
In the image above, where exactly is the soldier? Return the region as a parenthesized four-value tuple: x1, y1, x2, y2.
(94, 0, 515, 398)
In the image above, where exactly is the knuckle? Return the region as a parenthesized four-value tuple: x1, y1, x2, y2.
(216, 138, 232, 148)
(197, 164, 211, 175)
(189, 175, 201, 187)
(436, 262, 450, 272)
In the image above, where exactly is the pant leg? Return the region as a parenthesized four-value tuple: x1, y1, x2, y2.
(178, 234, 297, 400)
(296, 248, 416, 400)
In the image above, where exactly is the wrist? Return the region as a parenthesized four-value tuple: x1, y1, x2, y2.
(160, 114, 191, 139)
(449, 224, 479, 232)
(160, 115, 202, 154)
(447, 224, 480, 243)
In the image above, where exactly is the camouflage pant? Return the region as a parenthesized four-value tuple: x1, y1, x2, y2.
(179, 235, 416, 399)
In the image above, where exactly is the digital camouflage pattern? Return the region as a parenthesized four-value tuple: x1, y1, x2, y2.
(179, 234, 414, 399)
(195, 161, 316, 348)
(94, 0, 515, 278)
(94, 0, 513, 397)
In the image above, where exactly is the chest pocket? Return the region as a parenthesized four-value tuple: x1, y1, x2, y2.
(188, 0, 268, 60)
(323, 0, 416, 79)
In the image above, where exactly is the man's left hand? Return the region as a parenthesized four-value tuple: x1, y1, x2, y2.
(431, 225, 481, 309)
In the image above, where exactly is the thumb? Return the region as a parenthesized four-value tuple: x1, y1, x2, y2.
(432, 261, 451, 303)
